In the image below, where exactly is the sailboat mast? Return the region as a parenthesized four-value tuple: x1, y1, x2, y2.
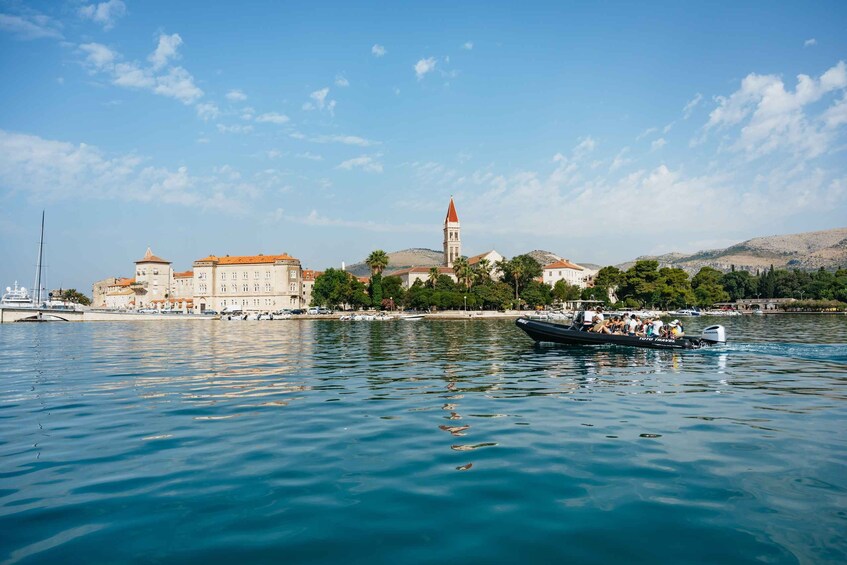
(33, 210, 45, 305)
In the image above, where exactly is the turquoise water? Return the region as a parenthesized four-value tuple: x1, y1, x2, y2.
(1, 316, 846, 563)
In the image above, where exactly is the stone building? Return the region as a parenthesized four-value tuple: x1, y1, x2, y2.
(92, 277, 120, 308)
(443, 197, 461, 268)
(192, 253, 303, 313)
(301, 269, 322, 308)
(133, 248, 173, 308)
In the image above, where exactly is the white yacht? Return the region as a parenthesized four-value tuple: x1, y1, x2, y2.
(1, 282, 34, 308)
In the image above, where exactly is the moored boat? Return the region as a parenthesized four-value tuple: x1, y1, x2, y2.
(515, 317, 726, 350)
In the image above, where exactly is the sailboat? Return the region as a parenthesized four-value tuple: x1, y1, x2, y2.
(1, 212, 79, 321)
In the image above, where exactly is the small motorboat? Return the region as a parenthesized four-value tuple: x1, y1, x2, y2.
(515, 317, 726, 350)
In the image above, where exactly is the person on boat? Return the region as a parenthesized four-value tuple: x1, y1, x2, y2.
(627, 315, 640, 336)
(581, 309, 595, 331)
(589, 315, 611, 334)
(652, 318, 664, 336)
(669, 320, 684, 338)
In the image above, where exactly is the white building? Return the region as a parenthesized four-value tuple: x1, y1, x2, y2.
(192, 253, 303, 313)
(443, 197, 461, 268)
(542, 259, 594, 289)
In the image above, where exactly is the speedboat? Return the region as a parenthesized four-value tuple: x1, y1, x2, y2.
(670, 308, 701, 316)
(515, 317, 726, 350)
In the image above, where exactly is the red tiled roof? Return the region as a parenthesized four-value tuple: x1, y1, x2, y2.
(173, 271, 194, 278)
(194, 253, 297, 265)
(445, 197, 459, 223)
(302, 269, 322, 281)
(543, 260, 584, 271)
(113, 277, 135, 287)
(135, 247, 171, 264)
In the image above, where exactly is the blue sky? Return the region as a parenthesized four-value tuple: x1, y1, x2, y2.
(1, 0, 846, 292)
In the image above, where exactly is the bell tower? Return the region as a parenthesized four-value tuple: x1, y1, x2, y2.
(443, 197, 461, 267)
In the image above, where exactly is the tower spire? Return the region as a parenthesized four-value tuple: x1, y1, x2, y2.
(443, 197, 461, 267)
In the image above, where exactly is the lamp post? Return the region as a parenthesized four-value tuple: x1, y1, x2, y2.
(464, 295, 467, 313)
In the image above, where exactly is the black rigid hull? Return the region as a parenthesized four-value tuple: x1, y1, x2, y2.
(515, 318, 707, 350)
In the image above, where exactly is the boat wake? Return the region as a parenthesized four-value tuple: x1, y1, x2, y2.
(701, 342, 847, 364)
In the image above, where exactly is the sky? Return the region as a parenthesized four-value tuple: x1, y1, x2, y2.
(1, 0, 846, 292)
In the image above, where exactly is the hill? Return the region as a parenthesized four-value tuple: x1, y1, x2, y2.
(346, 248, 443, 277)
(619, 227, 847, 274)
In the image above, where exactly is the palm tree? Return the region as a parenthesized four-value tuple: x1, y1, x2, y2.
(453, 257, 473, 290)
(427, 267, 440, 288)
(473, 258, 492, 285)
(365, 249, 390, 276)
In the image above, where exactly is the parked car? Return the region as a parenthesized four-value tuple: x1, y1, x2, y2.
(202, 310, 218, 315)
(307, 307, 320, 315)
(290, 309, 305, 315)
(318, 307, 333, 314)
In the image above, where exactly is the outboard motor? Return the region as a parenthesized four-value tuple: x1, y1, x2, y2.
(701, 325, 726, 345)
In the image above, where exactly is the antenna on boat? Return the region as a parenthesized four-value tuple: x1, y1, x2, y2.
(33, 210, 45, 306)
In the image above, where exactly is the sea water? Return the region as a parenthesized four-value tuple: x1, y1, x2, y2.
(1, 315, 845, 563)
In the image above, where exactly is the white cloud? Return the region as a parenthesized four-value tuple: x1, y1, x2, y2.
(195, 103, 220, 121)
(216, 124, 254, 134)
(153, 66, 203, 104)
(651, 137, 667, 151)
(462, 41, 474, 50)
(610, 147, 633, 172)
(636, 127, 657, 141)
(0, 12, 62, 40)
(79, 37, 203, 105)
(290, 210, 432, 233)
(296, 152, 323, 161)
(0, 129, 252, 211)
(372, 44, 386, 57)
(79, 0, 126, 30)
(335, 74, 349, 87)
(415, 57, 437, 79)
(337, 155, 383, 173)
(705, 61, 847, 159)
(80, 42, 117, 69)
(683, 92, 702, 119)
(309, 134, 377, 147)
(149, 33, 182, 70)
(303, 87, 335, 114)
(804, 38, 817, 48)
(573, 136, 596, 159)
(226, 89, 247, 101)
(255, 112, 290, 124)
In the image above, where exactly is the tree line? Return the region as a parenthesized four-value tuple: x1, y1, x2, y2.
(310, 249, 847, 311)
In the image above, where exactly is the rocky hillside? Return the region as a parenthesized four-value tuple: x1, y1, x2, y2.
(620, 227, 847, 274)
(345, 248, 443, 277)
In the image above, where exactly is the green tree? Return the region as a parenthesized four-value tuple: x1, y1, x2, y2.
(473, 258, 492, 286)
(521, 280, 552, 308)
(312, 268, 369, 309)
(472, 282, 514, 310)
(498, 255, 542, 305)
(691, 266, 730, 307)
(427, 267, 440, 288)
(552, 280, 582, 302)
(368, 272, 384, 309)
(381, 276, 406, 308)
(453, 256, 473, 290)
(365, 249, 390, 275)
(58, 288, 91, 306)
(721, 270, 757, 300)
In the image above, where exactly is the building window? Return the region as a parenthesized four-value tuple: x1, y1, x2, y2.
(265, 271, 271, 279)
(231, 285, 236, 293)
(253, 283, 259, 292)
(265, 283, 271, 292)
(254, 271, 259, 279)
(289, 270, 297, 280)
(242, 283, 249, 292)
(243, 272, 248, 280)
(221, 284, 227, 292)
(289, 282, 296, 292)
(221, 272, 226, 280)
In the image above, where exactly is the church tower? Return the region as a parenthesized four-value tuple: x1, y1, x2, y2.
(443, 197, 461, 267)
